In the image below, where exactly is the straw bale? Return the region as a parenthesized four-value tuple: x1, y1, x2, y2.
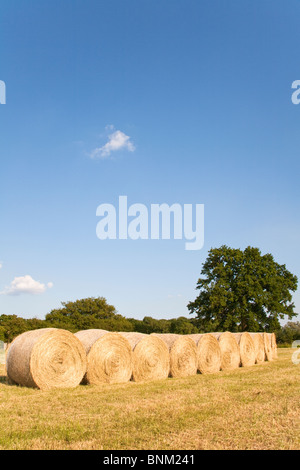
(188, 333, 222, 374)
(75, 329, 133, 384)
(210, 332, 240, 371)
(119, 332, 169, 382)
(6, 328, 86, 390)
(152, 333, 197, 377)
(232, 332, 256, 367)
(249, 333, 265, 364)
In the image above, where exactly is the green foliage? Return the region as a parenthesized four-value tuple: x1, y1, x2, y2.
(188, 245, 298, 332)
(0, 293, 298, 344)
(0, 326, 5, 342)
(0, 315, 31, 343)
(45, 297, 118, 330)
(131, 316, 171, 334)
(0, 296, 201, 341)
(44, 297, 138, 332)
(169, 317, 198, 334)
(127, 316, 199, 335)
(276, 321, 300, 345)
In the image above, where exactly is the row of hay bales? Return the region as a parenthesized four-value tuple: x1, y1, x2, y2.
(5, 328, 277, 391)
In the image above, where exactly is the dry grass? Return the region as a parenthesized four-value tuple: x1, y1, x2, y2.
(0, 349, 299, 450)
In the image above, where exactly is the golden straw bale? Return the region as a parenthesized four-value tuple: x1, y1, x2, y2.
(249, 333, 265, 364)
(119, 332, 169, 382)
(262, 332, 273, 361)
(188, 333, 222, 374)
(210, 332, 241, 371)
(6, 328, 86, 390)
(74, 329, 133, 385)
(152, 333, 197, 378)
(270, 332, 278, 359)
(232, 332, 256, 367)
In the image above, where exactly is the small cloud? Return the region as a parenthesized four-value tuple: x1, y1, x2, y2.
(90, 127, 135, 159)
(0, 262, 2, 269)
(1, 275, 54, 296)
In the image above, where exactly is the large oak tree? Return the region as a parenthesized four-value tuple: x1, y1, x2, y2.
(187, 246, 298, 332)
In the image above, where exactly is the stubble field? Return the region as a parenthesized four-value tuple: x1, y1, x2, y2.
(0, 349, 299, 450)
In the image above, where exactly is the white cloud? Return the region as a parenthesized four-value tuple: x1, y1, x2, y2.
(0, 262, 2, 269)
(90, 128, 135, 159)
(1, 275, 54, 296)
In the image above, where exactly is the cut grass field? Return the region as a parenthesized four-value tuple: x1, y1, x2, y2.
(0, 349, 299, 450)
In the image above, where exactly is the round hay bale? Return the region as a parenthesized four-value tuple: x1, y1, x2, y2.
(232, 332, 256, 367)
(74, 329, 133, 385)
(3, 343, 16, 385)
(270, 333, 278, 359)
(263, 332, 273, 361)
(6, 328, 87, 390)
(188, 333, 222, 374)
(211, 332, 240, 371)
(119, 332, 169, 382)
(152, 334, 197, 378)
(249, 333, 265, 364)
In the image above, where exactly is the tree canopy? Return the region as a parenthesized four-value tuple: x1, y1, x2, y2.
(0, 296, 201, 343)
(276, 321, 300, 345)
(187, 245, 298, 332)
(0, 315, 45, 343)
(45, 297, 133, 332)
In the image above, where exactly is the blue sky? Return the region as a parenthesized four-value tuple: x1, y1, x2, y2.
(0, 0, 299, 322)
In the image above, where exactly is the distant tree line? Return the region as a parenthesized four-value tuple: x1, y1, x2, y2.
(0, 297, 200, 344)
(1, 245, 298, 345)
(275, 322, 300, 347)
(0, 296, 299, 346)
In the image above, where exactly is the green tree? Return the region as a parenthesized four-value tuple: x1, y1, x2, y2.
(139, 316, 166, 334)
(45, 297, 127, 332)
(0, 326, 5, 342)
(0, 315, 29, 342)
(169, 317, 198, 334)
(276, 321, 300, 345)
(187, 246, 298, 332)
